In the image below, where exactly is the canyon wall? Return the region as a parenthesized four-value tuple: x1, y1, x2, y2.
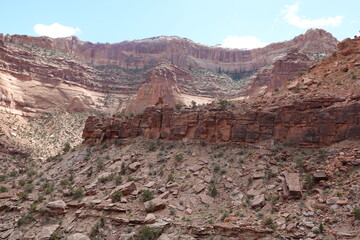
(83, 96, 360, 147)
(1, 29, 337, 75)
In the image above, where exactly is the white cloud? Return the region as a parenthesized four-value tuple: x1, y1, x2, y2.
(221, 36, 267, 49)
(283, 3, 343, 29)
(33, 22, 81, 38)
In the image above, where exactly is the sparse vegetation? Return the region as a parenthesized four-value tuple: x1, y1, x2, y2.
(136, 226, 162, 240)
(141, 189, 154, 202)
(63, 142, 71, 153)
(72, 187, 85, 200)
(208, 184, 218, 197)
(354, 208, 360, 220)
(175, 103, 185, 110)
(111, 190, 123, 203)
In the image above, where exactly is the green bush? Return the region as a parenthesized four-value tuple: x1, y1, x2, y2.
(63, 142, 71, 153)
(174, 153, 183, 162)
(18, 179, 26, 186)
(208, 184, 218, 197)
(141, 189, 154, 202)
(24, 184, 34, 193)
(136, 226, 162, 240)
(111, 190, 122, 203)
(97, 159, 105, 171)
(72, 187, 84, 200)
(0, 186, 7, 192)
(354, 208, 360, 220)
(0, 175, 7, 182)
(262, 217, 277, 230)
(175, 103, 184, 110)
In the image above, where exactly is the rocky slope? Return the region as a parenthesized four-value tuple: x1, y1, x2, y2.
(1, 34, 360, 240)
(0, 136, 359, 239)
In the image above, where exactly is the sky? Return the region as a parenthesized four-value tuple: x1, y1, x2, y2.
(1, 0, 359, 49)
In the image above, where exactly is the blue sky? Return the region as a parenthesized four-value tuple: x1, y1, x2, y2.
(1, 0, 359, 49)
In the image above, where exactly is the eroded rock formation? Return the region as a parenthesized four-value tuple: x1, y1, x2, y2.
(83, 95, 360, 146)
(123, 63, 188, 114)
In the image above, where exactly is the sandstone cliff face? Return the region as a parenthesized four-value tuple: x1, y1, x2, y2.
(0, 29, 338, 115)
(249, 49, 313, 95)
(2, 29, 337, 73)
(83, 36, 360, 147)
(83, 96, 360, 147)
(123, 63, 188, 114)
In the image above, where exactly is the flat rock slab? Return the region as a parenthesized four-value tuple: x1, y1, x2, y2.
(37, 224, 59, 240)
(199, 194, 214, 205)
(193, 184, 206, 193)
(251, 194, 265, 208)
(128, 162, 142, 171)
(312, 171, 327, 181)
(109, 181, 136, 196)
(66, 233, 90, 240)
(283, 172, 302, 199)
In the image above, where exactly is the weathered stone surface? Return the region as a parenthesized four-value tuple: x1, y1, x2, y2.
(83, 99, 360, 147)
(144, 192, 169, 212)
(312, 171, 328, 181)
(128, 161, 142, 172)
(46, 200, 67, 211)
(36, 224, 59, 240)
(109, 181, 136, 196)
(144, 213, 156, 223)
(66, 233, 90, 240)
(283, 172, 302, 199)
(251, 194, 265, 208)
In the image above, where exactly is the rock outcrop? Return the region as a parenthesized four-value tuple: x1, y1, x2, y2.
(83, 95, 360, 147)
(123, 63, 188, 114)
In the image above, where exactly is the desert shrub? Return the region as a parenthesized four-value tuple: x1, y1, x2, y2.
(97, 159, 105, 171)
(262, 217, 277, 229)
(0, 175, 7, 182)
(0, 186, 7, 192)
(72, 187, 84, 200)
(208, 184, 218, 197)
(218, 99, 231, 109)
(304, 173, 314, 190)
(354, 208, 360, 220)
(18, 179, 26, 186)
(63, 142, 71, 153)
(24, 184, 34, 193)
(175, 103, 184, 110)
(174, 153, 183, 162)
(111, 190, 122, 203)
(141, 189, 154, 202)
(136, 226, 162, 240)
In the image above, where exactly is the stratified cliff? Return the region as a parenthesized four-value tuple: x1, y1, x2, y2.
(0, 29, 338, 115)
(82, 35, 360, 147)
(1, 29, 337, 75)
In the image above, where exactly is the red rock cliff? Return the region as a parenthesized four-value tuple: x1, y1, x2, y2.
(1, 29, 337, 75)
(82, 95, 360, 147)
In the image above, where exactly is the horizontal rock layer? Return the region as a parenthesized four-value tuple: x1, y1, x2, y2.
(83, 97, 360, 146)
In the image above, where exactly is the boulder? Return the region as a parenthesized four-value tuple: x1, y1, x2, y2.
(46, 200, 67, 211)
(144, 192, 169, 212)
(283, 172, 302, 199)
(251, 194, 265, 208)
(109, 181, 136, 196)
